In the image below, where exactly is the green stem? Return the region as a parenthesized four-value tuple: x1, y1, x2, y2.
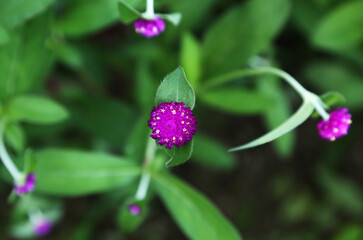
(135, 137, 156, 201)
(201, 67, 330, 119)
(0, 118, 22, 183)
(143, 0, 155, 19)
(202, 67, 308, 98)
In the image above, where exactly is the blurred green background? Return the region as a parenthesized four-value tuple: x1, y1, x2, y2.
(0, 0, 363, 239)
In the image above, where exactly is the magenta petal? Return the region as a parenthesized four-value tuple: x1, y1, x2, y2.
(148, 102, 197, 149)
(14, 173, 36, 195)
(317, 108, 352, 141)
(134, 17, 166, 38)
(34, 219, 53, 237)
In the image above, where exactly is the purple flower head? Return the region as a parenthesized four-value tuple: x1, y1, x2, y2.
(14, 173, 36, 195)
(317, 108, 352, 141)
(148, 101, 197, 149)
(34, 219, 53, 237)
(128, 204, 141, 216)
(134, 17, 166, 38)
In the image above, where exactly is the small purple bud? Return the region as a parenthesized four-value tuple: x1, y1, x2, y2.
(34, 219, 53, 237)
(317, 108, 352, 141)
(148, 102, 197, 149)
(128, 204, 141, 216)
(134, 17, 166, 38)
(14, 173, 36, 195)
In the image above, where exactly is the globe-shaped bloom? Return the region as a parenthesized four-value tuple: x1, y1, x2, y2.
(134, 17, 166, 38)
(14, 173, 36, 195)
(148, 102, 197, 149)
(34, 219, 53, 237)
(317, 108, 352, 141)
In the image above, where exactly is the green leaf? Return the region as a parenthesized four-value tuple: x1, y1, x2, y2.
(180, 33, 202, 90)
(33, 148, 141, 195)
(311, 92, 345, 118)
(155, 66, 195, 109)
(134, 60, 157, 110)
(153, 173, 242, 240)
(124, 115, 150, 163)
(333, 224, 363, 240)
(118, 199, 148, 233)
(200, 88, 272, 114)
(312, 0, 363, 50)
(0, 26, 9, 45)
(55, 0, 119, 37)
(304, 61, 363, 109)
(192, 134, 236, 170)
(48, 40, 84, 69)
(118, 0, 142, 24)
(4, 122, 25, 153)
(258, 76, 295, 157)
(0, 12, 54, 100)
(164, 140, 193, 167)
(0, 0, 54, 29)
(7, 95, 69, 124)
(75, 97, 137, 147)
(230, 101, 314, 152)
(202, 0, 290, 76)
(157, 13, 182, 26)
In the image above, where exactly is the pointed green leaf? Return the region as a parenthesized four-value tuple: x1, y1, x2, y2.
(0, 26, 9, 45)
(33, 149, 141, 195)
(165, 140, 193, 167)
(0, 0, 54, 29)
(4, 122, 25, 153)
(7, 95, 69, 124)
(229, 101, 314, 152)
(155, 66, 195, 109)
(258, 76, 295, 157)
(157, 13, 182, 26)
(203, 0, 290, 76)
(55, 0, 119, 37)
(312, 0, 363, 50)
(118, 0, 142, 24)
(0, 12, 54, 100)
(180, 33, 202, 89)
(153, 173, 243, 240)
(200, 88, 272, 114)
(192, 134, 236, 170)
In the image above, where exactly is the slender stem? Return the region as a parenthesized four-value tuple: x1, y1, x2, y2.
(201, 67, 331, 120)
(135, 171, 151, 200)
(309, 94, 330, 120)
(135, 137, 156, 201)
(0, 118, 21, 182)
(202, 67, 309, 98)
(143, 0, 155, 19)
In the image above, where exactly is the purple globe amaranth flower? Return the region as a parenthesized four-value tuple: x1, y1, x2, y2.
(148, 101, 197, 149)
(317, 108, 352, 141)
(34, 219, 53, 237)
(14, 173, 36, 195)
(128, 204, 141, 216)
(134, 17, 166, 38)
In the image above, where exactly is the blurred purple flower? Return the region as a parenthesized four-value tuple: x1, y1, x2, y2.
(134, 17, 166, 38)
(148, 101, 197, 149)
(317, 108, 352, 141)
(34, 219, 53, 237)
(128, 204, 141, 216)
(14, 173, 36, 195)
